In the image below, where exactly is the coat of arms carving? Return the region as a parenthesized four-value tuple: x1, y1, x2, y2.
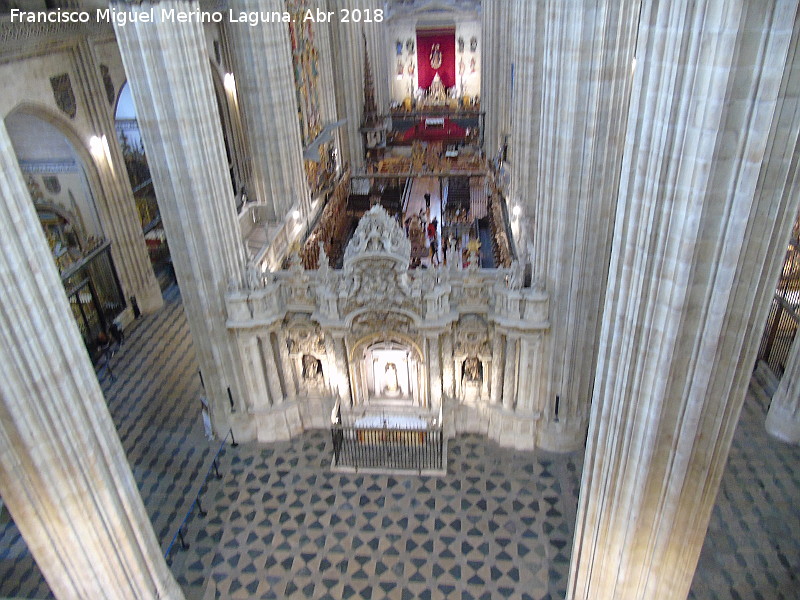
(50, 73, 77, 119)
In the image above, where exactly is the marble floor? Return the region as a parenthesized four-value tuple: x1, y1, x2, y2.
(0, 283, 798, 599)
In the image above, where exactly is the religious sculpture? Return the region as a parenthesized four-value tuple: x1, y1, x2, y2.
(429, 73, 447, 104)
(302, 354, 322, 382)
(429, 43, 442, 69)
(463, 356, 482, 384)
(384, 362, 400, 395)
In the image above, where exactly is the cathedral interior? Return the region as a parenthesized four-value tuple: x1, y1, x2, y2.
(0, 0, 799, 599)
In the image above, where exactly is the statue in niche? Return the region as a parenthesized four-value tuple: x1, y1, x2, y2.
(429, 43, 442, 69)
(463, 356, 482, 384)
(383, 362, 400, 395)
(302, 354, 323, 382)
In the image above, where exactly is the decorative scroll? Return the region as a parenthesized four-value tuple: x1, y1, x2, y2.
(488, 192, 513, 268)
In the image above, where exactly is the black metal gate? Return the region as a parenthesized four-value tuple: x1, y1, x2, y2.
(757, 223, 800, 376)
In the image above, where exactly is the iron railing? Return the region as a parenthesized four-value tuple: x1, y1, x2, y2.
(758, 232, 800, 377)
(331, 401, 445, 474)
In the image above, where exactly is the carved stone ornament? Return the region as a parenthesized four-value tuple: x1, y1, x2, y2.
(340, 205, 415, 316)
(285, 315, 326, 356)
(454, 315, 490, 356)
(350, 311, 415, 337)
(50, 73, 77, 119)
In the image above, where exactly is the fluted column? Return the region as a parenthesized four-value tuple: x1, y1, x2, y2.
(114, 1, 249, 438)
(510, 0, 640, 451)
(570, 2, 800, 598)
(766, 333, 800, 443)
(227, 0, 310, 220)
(481, 0, 513, 157)
(73, 40, 163, 313)
(328, 0, 365, 172)
(0, 119, 183, 599)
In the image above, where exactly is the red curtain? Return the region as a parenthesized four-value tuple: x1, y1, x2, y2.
(416, 29, 456, 90)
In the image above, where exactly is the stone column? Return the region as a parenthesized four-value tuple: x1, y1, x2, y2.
(502, 334, 518, 411)
(241, 333, 270, 410)
(114, 1, 249, 438)
(481, 0, 513, 157)
(278, 331, 297, 401)
(331, 333, 352, 405)
(426, 333, 443, 410)
(363, 0, 390, 114)
(73, 40, 163, 314)
(766, 333, 800, 443)
(328, 0, 366, 172)
(441, 332, 455, 399)
(259, 332, 285, 406)
(569, 2, 800, 598)
(226, 0, 310, 220)
(510, 0, 640, 451)
(490, 330, 504, 404)
(0, 119, 183, 599)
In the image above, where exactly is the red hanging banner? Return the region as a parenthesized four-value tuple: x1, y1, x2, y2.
(416, 29, 456, 90)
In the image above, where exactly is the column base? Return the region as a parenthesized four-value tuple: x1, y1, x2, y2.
(448, 399, 538, 450)
(536, 416, 588, 452)
(136, 278, 164, 314)
(765, 400, 800, 444)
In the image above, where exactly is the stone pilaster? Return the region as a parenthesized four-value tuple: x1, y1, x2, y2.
(327, 0, 366, 172)
(260, 332, 285, 406)
(226, 0, 310, 220)
(426, 333, 442, 409)
(241, 333, 270, 410)
(278, 330, 297, 401)
(0, 119, 183, 599)
(490, 330, 504, 404)
(510, 0, 640, 451)
(442, 332, 455, 399)
(332, 333, 352, 404)
(114, 1, 249, 439)
(501, 334, 518, 411)
(74, 39, 163, 314)
(481, 0, 513, 157)
(569, 2, 800, 598)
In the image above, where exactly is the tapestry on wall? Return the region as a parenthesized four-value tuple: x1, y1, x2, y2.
(286, 0, 323, 148)
(416, 29, 456, 90)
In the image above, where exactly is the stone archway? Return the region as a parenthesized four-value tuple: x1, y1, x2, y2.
(349, 331, 427, 409)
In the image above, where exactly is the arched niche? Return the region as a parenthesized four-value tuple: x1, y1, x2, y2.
(4, 104, 125, 349)
(349, 332, 426, 409)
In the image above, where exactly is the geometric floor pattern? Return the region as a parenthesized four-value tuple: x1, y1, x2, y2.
(0, 282, 798, 599)
(688, 376, 800, 600)
(169, 432, 582, 600)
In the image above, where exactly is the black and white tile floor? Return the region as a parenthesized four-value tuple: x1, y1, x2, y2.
(0, 283, 797, 599)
